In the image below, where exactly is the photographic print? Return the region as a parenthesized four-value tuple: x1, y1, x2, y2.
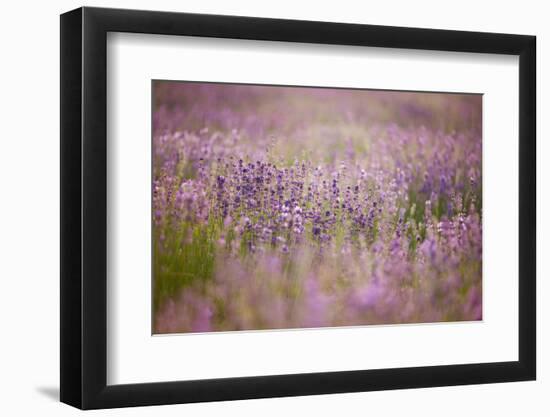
(152, 81, 482, 334)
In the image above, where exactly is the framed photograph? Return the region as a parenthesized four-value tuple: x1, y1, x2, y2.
(60, 6, 536, 409)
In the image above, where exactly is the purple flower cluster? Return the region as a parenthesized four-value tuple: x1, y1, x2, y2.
(152, 82, 482, 333)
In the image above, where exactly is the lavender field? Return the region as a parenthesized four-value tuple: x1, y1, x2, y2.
(152, 82, 482, 334)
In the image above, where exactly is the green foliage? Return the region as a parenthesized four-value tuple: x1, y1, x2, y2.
(153, 220, 219, 311)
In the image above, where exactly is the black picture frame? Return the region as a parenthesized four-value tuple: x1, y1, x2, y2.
(60, 6, 536, 410)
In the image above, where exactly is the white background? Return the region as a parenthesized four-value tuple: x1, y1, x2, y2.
(108, 34, 518, 384)
(0, 0, 546, 416)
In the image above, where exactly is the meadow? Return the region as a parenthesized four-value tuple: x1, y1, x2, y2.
(152, 82, 482, 334)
